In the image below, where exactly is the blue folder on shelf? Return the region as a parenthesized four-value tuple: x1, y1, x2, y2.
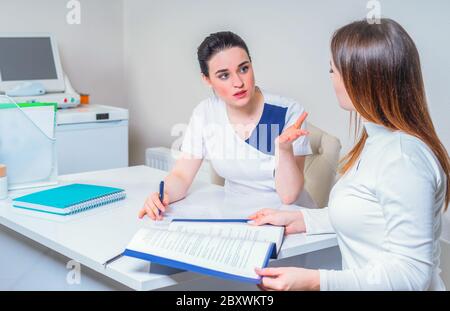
(12, 183, 126, 216)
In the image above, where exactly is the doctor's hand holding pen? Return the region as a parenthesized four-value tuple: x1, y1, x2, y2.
(138, 181, 169, 221)
(138, 153, 204, 221)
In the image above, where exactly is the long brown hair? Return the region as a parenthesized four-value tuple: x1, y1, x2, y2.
(331, 18, 450, 211)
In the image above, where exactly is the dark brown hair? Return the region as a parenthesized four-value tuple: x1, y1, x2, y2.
(331, 18, 449, 211)
(197, 31, 251, 77)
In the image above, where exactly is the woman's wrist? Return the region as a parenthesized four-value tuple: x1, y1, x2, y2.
(292, 211, 307, 233)
(308, 269, 321, 291)
(276, 142, 294, 154)
(275, 144, 295, 172)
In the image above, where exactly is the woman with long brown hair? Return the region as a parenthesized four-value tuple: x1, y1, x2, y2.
(250, 18, 450, 291)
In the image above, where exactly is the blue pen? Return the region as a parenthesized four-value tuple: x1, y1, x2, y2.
(158, 181, 164, 216)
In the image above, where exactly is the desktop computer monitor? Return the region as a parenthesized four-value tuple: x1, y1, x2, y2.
(0, 33, 65, 93)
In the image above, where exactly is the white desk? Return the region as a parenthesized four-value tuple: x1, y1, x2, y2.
(0, 166, 339, 291)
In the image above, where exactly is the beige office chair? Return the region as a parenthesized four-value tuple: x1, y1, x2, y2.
(209, 122, 341, 208)
(303, 122, 341, 208)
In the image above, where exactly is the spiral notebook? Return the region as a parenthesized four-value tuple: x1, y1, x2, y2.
(12, 183, 126, 216)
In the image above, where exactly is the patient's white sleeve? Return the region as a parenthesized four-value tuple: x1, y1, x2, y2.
(301, 208, 335, 235)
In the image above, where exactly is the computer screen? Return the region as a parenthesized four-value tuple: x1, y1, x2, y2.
(0, 37, 58, 81)
(0, 34, 65, 93)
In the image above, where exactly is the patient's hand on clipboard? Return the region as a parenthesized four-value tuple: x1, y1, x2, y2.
(138, 191, 170, 221)
(249, 208, 307, 235)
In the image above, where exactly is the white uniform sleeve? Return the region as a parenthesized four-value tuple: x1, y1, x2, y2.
(285, 102, 312, 156)
(180, 103, 206, 159)
(302, 207, 335, 234)
(319, 152, 437, 291)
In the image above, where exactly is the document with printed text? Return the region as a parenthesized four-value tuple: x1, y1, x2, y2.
(123, 220, 285, 283)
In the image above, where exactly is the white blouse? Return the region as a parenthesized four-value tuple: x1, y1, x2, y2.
(302, 122, 447, 291)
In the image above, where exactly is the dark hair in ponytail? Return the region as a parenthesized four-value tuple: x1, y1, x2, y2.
(197, 31, 251, 77)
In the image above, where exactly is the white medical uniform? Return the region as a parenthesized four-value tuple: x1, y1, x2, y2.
(181, 89, 313, 205)
(302, 122, 447, 290)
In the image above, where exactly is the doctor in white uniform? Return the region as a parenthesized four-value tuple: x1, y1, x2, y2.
(139, 31, 312, 221)
(251, 18, 450, 291)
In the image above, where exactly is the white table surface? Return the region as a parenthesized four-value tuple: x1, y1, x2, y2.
(0, 165, 337, 291)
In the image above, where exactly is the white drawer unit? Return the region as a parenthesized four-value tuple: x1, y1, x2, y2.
(55, 105, 129, 175)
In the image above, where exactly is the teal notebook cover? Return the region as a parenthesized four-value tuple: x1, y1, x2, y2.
(13, 183, 125, 215)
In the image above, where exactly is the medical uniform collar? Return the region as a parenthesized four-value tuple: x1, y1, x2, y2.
(363, 121, 394, 137)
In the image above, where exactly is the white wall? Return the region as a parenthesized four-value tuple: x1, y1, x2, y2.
(0, 0, 126, 108)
